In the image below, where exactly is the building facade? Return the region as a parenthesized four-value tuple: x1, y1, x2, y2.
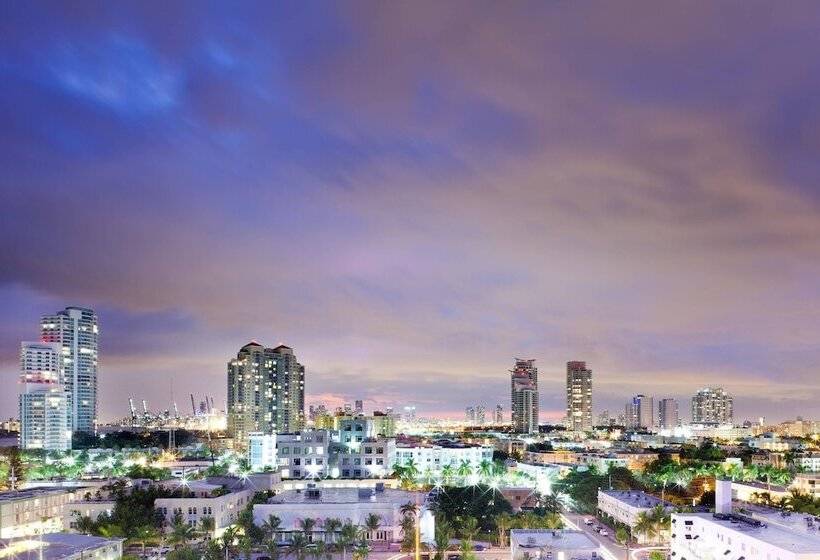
(658, 398, 679, 430)
(227, 342, 305, 447)
(566, 361, 593, 432)
(0, 487, 82, 538)
(511, 359, 538, 434)
(18, 341, 70, 451)
(625, 394, 654, 430)
(691, 387, 733, 425)
(40, 307, 99, 433)
(597, 490, 673, 544)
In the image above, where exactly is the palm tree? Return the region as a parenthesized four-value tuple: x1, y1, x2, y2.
(220, 526, 239, 560)
(403, 458, 420, 481)
(363, 513, 381, 542)
(633, 512, 657, 544)
(239, 534, 254, 560)
(200, 516, 216, 537)
(289, 532, 310, 560)
(494, 513, 513, 547)
(433, 519, 451, 560)
(400, 502, 419, 518)
(323, 517, 342, 544)
(478, 460, 493, 481)
(457, 460, 473, 484)
(264, 514, 283, 541)
(353, 540, 370, 560)
(441, 465, 455, 486)
(460, 517, 478, 541)
(299, 518, 318, 542)
(310, 540, 327, 560)
(169, 521, 195, 548)
(338, 522, 360, 560)
(400, 516, 416, 552)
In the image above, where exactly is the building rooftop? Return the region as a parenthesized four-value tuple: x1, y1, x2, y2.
(0, 533, 120, 560)
(0, 487, 78, 503)
(510, 529, 598, 550)
(675, 512, 820, 553)
(600, 490, 673, 509)
(269, 486, 424, 505)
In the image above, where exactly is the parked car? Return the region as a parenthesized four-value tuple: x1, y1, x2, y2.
(599, 529, 608, 537)
(583, 518, 594, 525)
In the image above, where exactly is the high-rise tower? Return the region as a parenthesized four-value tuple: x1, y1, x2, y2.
(658, 398, 680, 430)
(19, 341, 70, 451)
(40, 307, 98, 433)
(625, 394, 654, 430)
(510, 358, 538, 434)
(691, 387, 733, 425)
(566, 361, 593, 431)
(227, 342, 305, 447)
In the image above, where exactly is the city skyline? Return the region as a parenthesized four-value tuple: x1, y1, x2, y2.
(3, 4, 820, 423)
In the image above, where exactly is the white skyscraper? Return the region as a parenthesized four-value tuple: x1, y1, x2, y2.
(18, 341, 70, 451)
(658, 398, 679, 429)
(566, 361, 593, 431)
(691, 387, 733, 425)
(625, 394, 654, 430)
(40, 307, 99, 433)
(511, 358, 538, 434)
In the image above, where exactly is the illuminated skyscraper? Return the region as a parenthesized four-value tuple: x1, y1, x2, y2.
(626, 394, 654, 430)
(566, 361, 593, 431)
(227, 342, 305, 447)
(40, 306, 98, 433)
(494, 404, 504, 424)
(510, 358, 538, 434)
(691, 387, 733, 425)
(18, 341, 70, 451)
(658, 398, 679, 429)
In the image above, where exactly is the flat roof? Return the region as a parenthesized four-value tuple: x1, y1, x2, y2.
(600, 490, 673, 509)
(510, 529, 598, 551)
(0, 533, 120, 560)
(675, 513, 820, 553)
(270, 487, 425, 505)
(0, 487, 78, 503)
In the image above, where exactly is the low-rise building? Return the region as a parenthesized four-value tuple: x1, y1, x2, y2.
(0, 487, 84, 539)
(597, 490, 673, 544)
(253, 485, 434, 544)
(154, 480, 255, 536)
(792, 473, 820, 497)
(796, 452, 820, 473)
(63, 500, 115, 530)
(277, 430, 333, 479)
(577, 454, 628, 473)
(509, 529, 601, 560)
(731, 480, 791, 503)
(334, 437, 395, 479)
(671, 511, 820, 560)
(393, 442, 493, 479)
(0, 533, 123, 560)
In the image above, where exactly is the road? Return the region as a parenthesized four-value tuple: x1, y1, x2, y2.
(561, 512, 628, 560)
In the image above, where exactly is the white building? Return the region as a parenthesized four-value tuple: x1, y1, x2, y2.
(253, 485, 434, 544)
(509, 529, 601, 560)
(41, 307, 99, 434)
(335, 437, 395, 479)
(792, 473, 820, 498)
(248, 433, 278, 471)
(0, 487, 84, 538)
(691, 387, 733, 425)
(154, 480, 255, 536)
(18, 342, 70, 451)
(0, 533, 122, 560)
(597, 490, 674, 544)
(796, 452, 820, 473)
(393, 443, 493, 478)
(276, 430, 333, 479)
(671, 512, 820, 560)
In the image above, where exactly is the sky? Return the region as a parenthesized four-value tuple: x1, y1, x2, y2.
(2, 2, 820, 424)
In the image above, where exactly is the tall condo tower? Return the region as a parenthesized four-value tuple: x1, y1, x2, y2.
(566, 361, 593, 431)
(19, 341, 70, 450)
(625, 394, 655, 430)
(40, 306, 98, 433)
(227, 341, 305, 447)
(658, 398, 680, 430)
(691, 387, 733, 425)
(510, 358, 538, 434)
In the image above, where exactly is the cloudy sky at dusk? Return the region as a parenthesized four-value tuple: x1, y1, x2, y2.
(3, 2, 820, 424)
